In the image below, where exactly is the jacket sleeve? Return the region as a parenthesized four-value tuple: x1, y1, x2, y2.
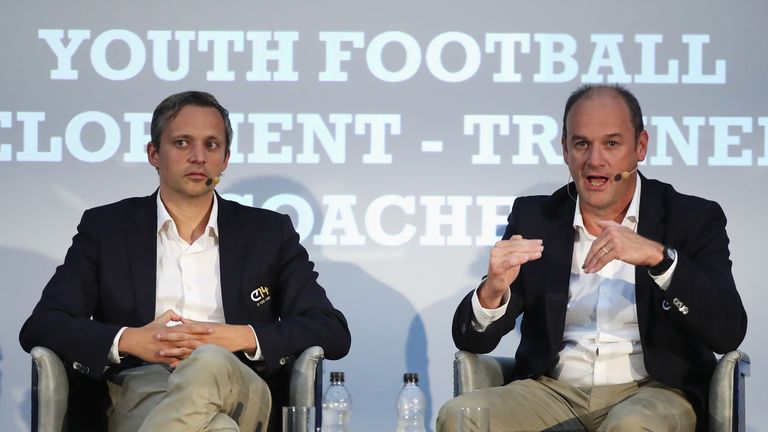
(451, 202, 526, 354)
(660, 200, 747, 353)
(19, 210, 122, 378)
(249, 214, 351, 372)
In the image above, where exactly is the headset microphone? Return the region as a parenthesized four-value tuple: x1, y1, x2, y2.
(613, 165, 638, 182)
(205, 175, 221, 187)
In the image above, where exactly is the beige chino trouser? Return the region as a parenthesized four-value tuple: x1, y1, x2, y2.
(107, 345, 271, 432)
(437, 376, 696, 432)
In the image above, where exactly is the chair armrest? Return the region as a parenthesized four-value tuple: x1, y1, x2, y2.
(709, 350, 750, 432)
(288, 346, 324, 407)
(453, 350, 516, 397)
(31, 346, 69, 432)
(288, 346, 324, 431)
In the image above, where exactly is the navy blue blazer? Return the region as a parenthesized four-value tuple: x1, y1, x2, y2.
(20, 191, 350, 379)
(452, 175, 747, 430)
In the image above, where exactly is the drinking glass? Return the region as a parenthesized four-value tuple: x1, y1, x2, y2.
(457, 406, 490, 432)
(281, 406, 315, 432)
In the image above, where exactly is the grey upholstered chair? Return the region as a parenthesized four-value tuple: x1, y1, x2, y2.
(30, 345, 324, 432)
(453, 350, 750, 432)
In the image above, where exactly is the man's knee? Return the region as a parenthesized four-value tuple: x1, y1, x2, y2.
(188, 344, 234, 365)
(601, 409, 653, 432)
(206, 412, 240, 432)
(183, 344, 240, 372)
(601, 385, 696, 432)
(173, 344, 240, 385)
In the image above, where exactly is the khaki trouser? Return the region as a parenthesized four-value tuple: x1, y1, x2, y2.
(107, 345, 271, 432)
(437, 376, 696, 432)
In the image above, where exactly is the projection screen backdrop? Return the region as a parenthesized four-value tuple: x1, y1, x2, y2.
(2, 1, 766, 430)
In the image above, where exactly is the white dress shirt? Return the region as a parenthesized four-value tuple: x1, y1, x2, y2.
(472, 179, 678, 387)
(109, 193, 261, 363)
(154, 194, 225, 323)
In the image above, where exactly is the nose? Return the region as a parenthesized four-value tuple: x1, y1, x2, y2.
(188, 142, 206, 164)
(585, 146, 605, 167)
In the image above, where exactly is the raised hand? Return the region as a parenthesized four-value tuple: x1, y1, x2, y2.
(582, 220, 664, 274)
(480, 235, 543, 308)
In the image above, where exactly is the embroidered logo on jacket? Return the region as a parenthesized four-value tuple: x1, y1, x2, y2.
(250, 286, 271, 306)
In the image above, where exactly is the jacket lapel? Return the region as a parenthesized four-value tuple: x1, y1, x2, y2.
(635, 174, 666, 341)
(543, 185, 577, 352)
(127, 192, 159, 324)
(216, 193, 247, 323)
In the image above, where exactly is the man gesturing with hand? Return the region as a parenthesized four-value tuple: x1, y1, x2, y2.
(479, 236, 543, 309)
(438, 85, 747, 432)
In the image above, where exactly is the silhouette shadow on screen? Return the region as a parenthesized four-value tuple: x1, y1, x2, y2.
(223, 176, 430, 432)
(1, 246, 62, 431)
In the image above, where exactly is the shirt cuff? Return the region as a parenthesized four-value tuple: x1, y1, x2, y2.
(651, 250, 678, 291)
(470, 282, 510, 332)
(243, 325, 263, 361)
(108, 326, 128, 364)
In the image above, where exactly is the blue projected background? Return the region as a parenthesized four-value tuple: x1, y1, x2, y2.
(1, 1, 766, 430)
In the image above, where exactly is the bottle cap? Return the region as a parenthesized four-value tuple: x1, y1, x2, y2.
(330, 371, 345, 383)
(403, 373, 419, 383)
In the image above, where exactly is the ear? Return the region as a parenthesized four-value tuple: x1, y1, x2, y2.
(561, 135, 569, 166)
(147, 142, 160, 169)
(635, 130, 649, 162)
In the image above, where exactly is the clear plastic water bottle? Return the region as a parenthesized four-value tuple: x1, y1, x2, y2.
(322, 371, 352, 432)
(396, 373, 426, 432)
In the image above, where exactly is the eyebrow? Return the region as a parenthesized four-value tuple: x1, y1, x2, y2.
(569, 132, 624, 141)
(169, 133, 223, 141)
(570, 134, 589, 141)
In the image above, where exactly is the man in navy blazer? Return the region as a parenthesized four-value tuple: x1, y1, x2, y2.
(438, 85, 746, 432)
(20, 91, 350, 432)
